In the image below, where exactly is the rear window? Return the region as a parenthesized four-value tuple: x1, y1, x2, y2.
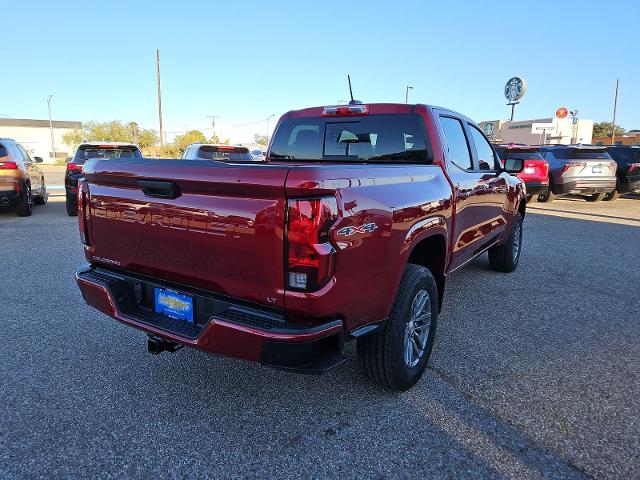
(197, 146, 253, 161)
(495, 150, 544, 161)
(550, 148, 611, 160)
(75, 146, 142, 162)
(269, 114, 432, 163)
(0, 144, 7, 157)
(608, 148, 640, 164)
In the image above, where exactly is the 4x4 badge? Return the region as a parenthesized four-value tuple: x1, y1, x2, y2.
(337, 223, 378, 236)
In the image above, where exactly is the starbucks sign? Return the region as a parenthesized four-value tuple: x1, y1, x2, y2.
(504, 77, 526, 103)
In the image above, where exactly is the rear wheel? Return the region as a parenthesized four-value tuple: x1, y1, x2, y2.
(66, 194, 78, 216)
(537, 183, 556, 203)
(357, 264, 438, 392)
(585, 193, 605, 202)
(33, 180, 48, 205)
(488, 212, 523, 273)
(603, 190, 620, 201)
(16, 183, 33, 217)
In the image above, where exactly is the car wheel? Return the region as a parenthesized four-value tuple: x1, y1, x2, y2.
(603, 190, 620, 201)
(488, 211, 523, 273)
(537, 184, 556, 203)
(66, 194, 78, 216)
(585, 193, 606, 202)
(33, 180, 48, 205)
(357, 264, 438, 392)
(16, 182, 33, 217)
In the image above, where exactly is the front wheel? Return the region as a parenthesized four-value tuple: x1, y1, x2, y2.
(603, 190, 620, 202)
(488, 212, 523, 272)
(585, 193, 605, 202)
(357, 264, 438, 392)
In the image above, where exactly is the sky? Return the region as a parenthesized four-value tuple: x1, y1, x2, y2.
(1, 0, 638, 143)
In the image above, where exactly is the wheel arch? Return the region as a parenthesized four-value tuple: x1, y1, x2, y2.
(406, 233, 447, 312)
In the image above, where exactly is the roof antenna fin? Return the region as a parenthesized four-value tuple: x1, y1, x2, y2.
(347, 75, 362, 105)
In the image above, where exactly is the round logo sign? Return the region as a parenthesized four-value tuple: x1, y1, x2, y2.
(556, 107, 568, 119)
(504, 77, 526, 103)
(482, 123, 495, 136)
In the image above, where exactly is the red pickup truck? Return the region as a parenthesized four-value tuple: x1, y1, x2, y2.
(75, 103, 526, 391)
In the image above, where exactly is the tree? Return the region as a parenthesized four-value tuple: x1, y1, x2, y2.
(254, 134, 268, 146)
(174, 130, 207, 154)
(208, 133, 220, 144)
(593, 122, 626, 139)
(61, 120, 160, 151)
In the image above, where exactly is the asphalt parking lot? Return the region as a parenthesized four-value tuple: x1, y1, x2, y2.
(1, 193, 639, 479)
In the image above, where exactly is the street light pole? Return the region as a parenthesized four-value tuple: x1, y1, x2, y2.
(611, 79, 619, 146)
(405, 85, 413, 104)
(46, 95, 56, 161)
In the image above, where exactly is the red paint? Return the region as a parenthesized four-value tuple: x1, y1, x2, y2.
(76, 103, 525, 364)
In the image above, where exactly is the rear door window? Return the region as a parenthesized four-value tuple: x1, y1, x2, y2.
(270, 114, 431, 163)
(440, 117, 472, 171)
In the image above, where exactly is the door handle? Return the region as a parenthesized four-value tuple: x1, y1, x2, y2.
(138, 180, 180, 199)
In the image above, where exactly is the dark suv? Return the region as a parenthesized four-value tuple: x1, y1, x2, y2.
(65, 142, 142, 215)
(604, 146, 640, 200)
(537, 145, 617, 202)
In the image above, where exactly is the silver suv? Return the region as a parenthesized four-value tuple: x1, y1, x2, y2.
(537, 145, 617, 202)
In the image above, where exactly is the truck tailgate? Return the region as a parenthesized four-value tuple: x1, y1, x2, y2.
(82, 159, 288, 308)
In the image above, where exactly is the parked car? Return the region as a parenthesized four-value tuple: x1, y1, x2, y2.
(75, 102, 526, 392)
(182, 144, 255, 161)
(604, 146, 640, 200)
(0, 138, 48, 216)
(537, 145, 617, 202)
(65, 142, 142, 216)
(493, 144, 549, 202)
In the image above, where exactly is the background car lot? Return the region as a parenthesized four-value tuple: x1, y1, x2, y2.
(1, 194, 639, 479)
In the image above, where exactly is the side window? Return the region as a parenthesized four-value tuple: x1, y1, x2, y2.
(183, 147, 192, 159)
(440, 117, 472, 171)
(13, 144, 26, 163)
(468, 125, 497, 171)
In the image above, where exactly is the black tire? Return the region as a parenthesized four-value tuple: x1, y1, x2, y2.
(488, 212, 523, 273)
(603, 190, 620, 202)
(66, 194, 78, 216)
(585, 193, 605, 202)
(15, 183, 33, 217)
(537, 185, 556, 203)
(357, 264, 438, 392)
(33, 180, 48, 205)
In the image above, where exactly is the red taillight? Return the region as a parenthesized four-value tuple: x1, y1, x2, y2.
(0, 161, 18, 169)
(286, 197, 339, 291)
(78, 180, 91, 246)
(66, 162, 83, 173)
(322, 104, 369, 116)
(562, 161, 586, 173)
(629, 163, 640, 173)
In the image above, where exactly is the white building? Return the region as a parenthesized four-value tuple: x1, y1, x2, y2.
(478, 117, 594, 145)
(0, 118, 82, 164)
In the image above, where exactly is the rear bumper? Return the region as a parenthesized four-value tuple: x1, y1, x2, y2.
(523, 181, 548, 196)
(76, 266, 344, 372)
(0, 189, 23, 206)
(555, 179, 616, 195)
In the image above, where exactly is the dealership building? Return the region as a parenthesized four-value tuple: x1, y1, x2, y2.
(478, 117, 594, 145)
(0, 118, 82, 163)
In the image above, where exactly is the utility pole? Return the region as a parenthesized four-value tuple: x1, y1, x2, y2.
(156, 49, 164, 148)
(266, 114, 275, 139)
(611, 79, 619, 146)
(405, 85, 413, 104)
(46, 95, 56, 161)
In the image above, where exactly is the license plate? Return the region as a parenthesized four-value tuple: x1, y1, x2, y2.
(592, 165, 602, 173)
(154, 288, 194, 322)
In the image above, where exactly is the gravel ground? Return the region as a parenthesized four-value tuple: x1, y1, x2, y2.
(1, 196, 638, 479)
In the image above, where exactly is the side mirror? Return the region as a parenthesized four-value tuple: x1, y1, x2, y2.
(503, 158, 524, 174)
(33, 156, 43, 163)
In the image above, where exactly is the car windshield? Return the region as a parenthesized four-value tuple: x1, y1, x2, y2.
(76, 146, 141, 161)
(551, 148, 611, 160)
(608, 148, 640, 164)
(495, 149, 544, 161)
(197, 146, 253, 161)
(269, 114, 432, 163)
